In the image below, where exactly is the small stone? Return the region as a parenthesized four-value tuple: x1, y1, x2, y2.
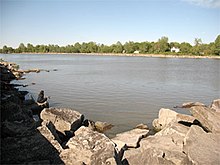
(135, 123, 149, 130)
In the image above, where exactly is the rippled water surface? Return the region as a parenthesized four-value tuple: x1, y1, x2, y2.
(1, 54, 219, 136)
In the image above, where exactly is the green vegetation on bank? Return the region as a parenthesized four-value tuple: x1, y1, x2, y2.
(1, 35, 220, 56)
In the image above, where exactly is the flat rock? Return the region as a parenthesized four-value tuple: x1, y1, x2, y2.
(183, 125, 220, 164)
(60, 126, 118, 165)
(190, 106, 220, 133)
(152, 108, 195, 131)
(112, 128, 149, 148)
(40, 108, 84, 134)
(210, 99, 220, 112)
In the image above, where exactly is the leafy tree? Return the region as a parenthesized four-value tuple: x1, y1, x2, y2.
(193, 38, 203, 55)
(87, 42, 98, 53)
(155, 36, 169, 53)
(18, 43, 26, 53)
(179, 42, 192, 54)
(124, 41, 138, 53)
(98, 44, 112, 53)
(111, 41, 123, 53)
(214, 35, 220, 55)
(170, 42, 180, 48)
(27, 43, 34, 52)
(2, 46, 9, 54)
(138, 41, 151, 53)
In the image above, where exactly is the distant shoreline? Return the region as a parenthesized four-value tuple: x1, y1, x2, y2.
(5, 52, 220, 59)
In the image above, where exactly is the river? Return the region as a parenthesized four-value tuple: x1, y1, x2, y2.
(1, 54, 219, 136)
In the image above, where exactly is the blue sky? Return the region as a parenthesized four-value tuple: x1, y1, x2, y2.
(0, 0, 219, 48)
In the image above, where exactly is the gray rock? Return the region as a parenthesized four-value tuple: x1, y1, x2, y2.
(190, 106, 220, 133)
(60, 126, 118, 165)
(112, 128, 149, 148)
(40, 108, 84, 134)
(210, 99, 220, 112)
(183, 125, 220, 165)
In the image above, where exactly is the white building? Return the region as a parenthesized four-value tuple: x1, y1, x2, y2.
(171, 47, 180, 53)
(134, 50, 140, 54)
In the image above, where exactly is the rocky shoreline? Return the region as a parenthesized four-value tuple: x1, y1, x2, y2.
(1, 61, 220, 164)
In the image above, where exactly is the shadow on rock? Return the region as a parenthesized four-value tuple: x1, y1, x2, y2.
(1, 128, 64, 164)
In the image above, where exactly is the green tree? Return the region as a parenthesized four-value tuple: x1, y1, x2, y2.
(138, 42, 151, 53)
(98, 44, 112, 53)
(2, 46, 9, 54)
(27, 43, 34, 52)
(170, 42, 180, 49)
(87, 42, 98, 53)
(18, 43, 26, 53)
(124, 41, 138, 53)
(193, 38, 203, 55)
(214, 35, 220, 55)
(179, 42, 192, 54)
(73, 42, 81, 53)
(155, 36, 169, 53)
(112, 41, 123, 53)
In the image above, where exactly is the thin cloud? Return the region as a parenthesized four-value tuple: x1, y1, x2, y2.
(183, 0, 220, 8)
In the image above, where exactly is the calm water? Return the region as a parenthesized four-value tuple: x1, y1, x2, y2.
(1, 54, 219, 136)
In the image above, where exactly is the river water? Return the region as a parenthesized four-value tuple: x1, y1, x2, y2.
(1, 54, 219, 136)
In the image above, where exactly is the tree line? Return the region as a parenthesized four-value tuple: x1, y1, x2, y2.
(1, 35, 220, 56)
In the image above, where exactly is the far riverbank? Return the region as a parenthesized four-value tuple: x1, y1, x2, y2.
(8, 52, 220, 59)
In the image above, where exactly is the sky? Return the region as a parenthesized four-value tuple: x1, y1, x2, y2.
(0, 0, 220, 48)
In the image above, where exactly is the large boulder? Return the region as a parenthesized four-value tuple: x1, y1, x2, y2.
(152, 108, 195, 131)
(190, 106, 220, 133)
(40, 108, 84, 134)
(60, 126, 118, 165)
(210, 99, 220, 112)
(183, 125, 220, 164)
(112, 128, 149, 148)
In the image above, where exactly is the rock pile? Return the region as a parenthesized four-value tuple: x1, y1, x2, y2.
(120, 102, 220, 164)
